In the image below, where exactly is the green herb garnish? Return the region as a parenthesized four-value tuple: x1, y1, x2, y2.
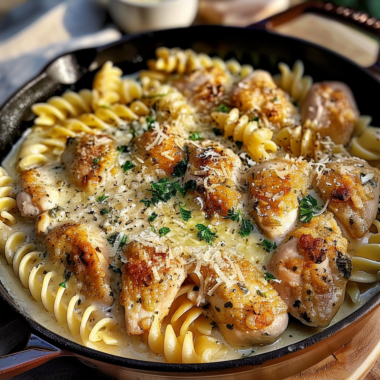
(172, 159, 187, 178)
(264, 272, 277, 281)
(140, 178, 181, 207)
(107, 233, 127, 248)
(239, 217, 254, 237)
(59, 269, 72, 289)
(299, 195, 322, 223)
(146, 116, 155, 131)
(97, 195, 109, 203)
(148, 212, 158, 223)
(100, 208, 112, 215)
(179, 204, 192, 222)
(195, 224, 217, 245)
(117, 145, 129, 153)
(256, 289, 267, 298)
(122, 160, 135, 172)
(251, 116, 260, 122)
(158, 227, 171, 237)
(225, 208, 241, 222)
(189, 132, 203, 141)
(93, 157, 100, 165)
(260, 239, 277, 253)
(218, 104, 229, 113)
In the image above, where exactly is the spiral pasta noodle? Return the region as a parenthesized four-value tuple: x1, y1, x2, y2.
(274, 60, 313, 104)
(212, 108, 277, 162)
(32, 89, 93, 127)
(347, 220, 380, 303)
(147, 47, 253, 78)
(147, 285, 227, 363)
(3, 231, 119, 346)
(349, 125, 380, 162)
(0, 168, 17, 227)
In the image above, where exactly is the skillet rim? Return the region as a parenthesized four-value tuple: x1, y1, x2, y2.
(1, 24, 380, 373)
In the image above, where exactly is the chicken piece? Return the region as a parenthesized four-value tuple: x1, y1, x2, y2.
(314, 158, 380, 239)
(249, 157, 312, 243)
(186, 142, 242, 218)
(231, 70, 296, 130)
(61, 133, 118, 194)
(120, 242, 187, 335)
(17, 165, 61, 217)
(45, 223, 113, 305)
(197, 256, 288, 347)
(267, 212, 351, 327)
(173, 67, 231, 111)
(132, 128, 185, 176)
(301, 82, 359, 145)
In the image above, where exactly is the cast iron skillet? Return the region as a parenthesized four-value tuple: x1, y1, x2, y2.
(1, 2, 380, 379)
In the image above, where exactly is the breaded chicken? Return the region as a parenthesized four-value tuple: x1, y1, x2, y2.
(267, 212, 351, 327)
(173, 67, 231, 111)
(45, 223, 113, 305)
(61, 134, 118, 194)
(314, 158, 380, 239)
(231, 70, 296, 130)
(198, 256, 288, 347)
(301, 82, 358, 145)
(132, 128, 185, 176)
(186, 143, 242, 218)
(17, 166, 61, 217)
(120, 242, 187, 335)
(249, 157, 312, 243)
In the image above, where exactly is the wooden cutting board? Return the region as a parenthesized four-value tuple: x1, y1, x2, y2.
(288, 305, 380, 380)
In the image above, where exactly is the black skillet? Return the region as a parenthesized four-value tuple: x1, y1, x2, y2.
(1, 1, 380, 379)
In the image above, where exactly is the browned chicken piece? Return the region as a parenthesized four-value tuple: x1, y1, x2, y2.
(186, 143, 242, 218)
(17, 166, 60, 217)
(61, 133, 118, 194)
(197, 256, 288, 347)
(267, 212, 351, 327)
(120, 242, 187, 335)
(231, 70, 296, 130)
(301, 82, 359, 145)
(249, 157, 312, 243)
(173, 67, 231, 111)
(132, 128, 185, 176)
(314, 158, 380, 239)
(45, 223, 113, 305)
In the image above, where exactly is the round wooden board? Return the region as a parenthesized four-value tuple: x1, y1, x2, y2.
(287, 306, 380, 380)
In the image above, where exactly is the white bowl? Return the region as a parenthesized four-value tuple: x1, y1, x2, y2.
(108, 0, 199, 34)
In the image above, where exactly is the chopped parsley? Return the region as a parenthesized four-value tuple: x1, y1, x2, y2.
(148, 212, 158, 223)
(158, 227, 171, 237)
(251, 116, 260, 122)
(117, 145, 129, 153)
(93, 157, 100, 165)
(146, 116, 155, 131)
(213, 127, 223, 136)
(59, 269, 72, 289)
(172, 159, 187, 178)
(100, 207, 112, 215)
(218, 104, 229, 113)
(97, 195, 109, 203)
(140, 178, 195, 207)
(225, 208, 241, 222)
(264, 272, 277, 281)
(189, 132, 203, 141)
(107, 233, 127, 248)
(273, 96, 278, 102)
(239, 217, 254, 237)
(122, 160, 135, 172)
(256, 289, 266, 298)
(179, 204, 192, 222)
(260, 239, 277, 253)
(299, 195, 322, 223)
(195, 224, 217, 245)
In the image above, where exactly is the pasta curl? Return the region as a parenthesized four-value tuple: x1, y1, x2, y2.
(3, 231, 119, 346)
(147, 285, 227, 363)
(148, 47, 253, 78)
(212, 108, 277, 162)
(274, 60, 313, 103)
(349, 125, 380, 162)
(0, 168, 17, 227)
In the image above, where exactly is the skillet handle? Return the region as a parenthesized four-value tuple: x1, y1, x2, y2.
(0, 333, 64, 380)
(249, 1, 380, 76)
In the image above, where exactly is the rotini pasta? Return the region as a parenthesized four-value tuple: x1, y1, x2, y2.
(0, 167, 17, 227)
(212, 108, 277, 162)
(349, 125, 380, 161)
(147, 285, 227, 363)
(3, 231, 119, 346)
